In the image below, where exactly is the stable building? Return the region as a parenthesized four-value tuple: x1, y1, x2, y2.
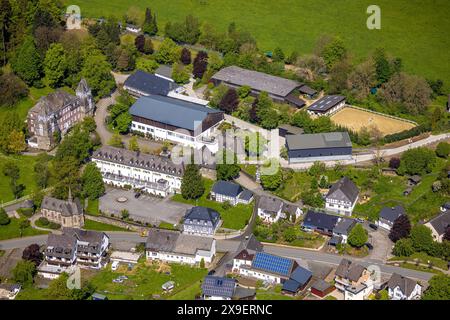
(285, 132, 352, 163)
(92, 146, 184, 197)
(211, 66, 316, 108)
(307, 95, 346, 117)
(145, 229, 216, 265)
(129, 95, 224, 152)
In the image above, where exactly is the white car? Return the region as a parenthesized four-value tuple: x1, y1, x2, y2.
(111, 261, 119, 271)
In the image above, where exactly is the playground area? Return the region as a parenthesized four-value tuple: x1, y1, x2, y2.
(330, 107, 416, 136)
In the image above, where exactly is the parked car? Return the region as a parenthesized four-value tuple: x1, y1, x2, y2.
(369, 223, 378, 230)
(134, 193, 141, 198)
(207, 270, 216, 276)
(112, 278, 123, 283)
(111, 261, 119, 271)
(365, 243, 374, 250)
(356, 218, 365, 223)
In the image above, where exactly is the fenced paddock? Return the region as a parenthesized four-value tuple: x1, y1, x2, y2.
(330, 106, 416, 136)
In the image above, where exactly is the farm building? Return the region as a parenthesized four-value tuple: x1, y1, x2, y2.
(285, 132, 352, 163)
(211, 66, 316, 108)
(278, 124, 304, 137)
(307, 95, 346, 116)
(310, 279, 335, 298)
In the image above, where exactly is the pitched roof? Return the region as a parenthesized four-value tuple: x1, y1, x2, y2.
(302, 210, 339, 231)
(326, 177, 359, 204)
(428, 211, 450, 236)
(145, 229, 214, 255)
(211, 66, 300, 97)
(333, 218, 357, 235)
(184, 206, 221, 224)
(379, 206, 406, 223)
(290, 266, 313, 285)
(236, 234, 263, 254)
(29, 90, 79, 116)
(298, 84, 317, 96)
(41, 196, 83, 217)
(335, 259, 366, 282)
(258, 196, 283, 213)
(129, 95, 223, 132)
(201, 276, 236, 298)
(307, 95, 346, 113)
(212, 180, 243, 198)
(387, 273, 420, 296)
(286, 132, 352, 150)
(282, 203, 302, 216)
(155, 65, 173, 79)
(234, 249, 254, 261)
(124, 70, 178, 96)
(92, 145, 184, 177)
(251, 252, 295, 277)
(239, 190, 254, 201)
(311, 279, 333, 292)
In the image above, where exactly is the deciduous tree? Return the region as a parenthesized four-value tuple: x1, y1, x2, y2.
(181, 164, 205, 199)
(348, 224, 368, 248)
(389, 214, 411, 242)
(82, 163, 105, 200)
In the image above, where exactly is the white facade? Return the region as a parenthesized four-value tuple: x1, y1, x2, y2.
(343, 282, 374, 300)
(388, 284, 422, 300)
(146, 240, 216, 266)
(307, 100, 345, 117)
(131, 120, 221, 153)
(325, 195, 358, 216)
(376, 219, 393, 231)
(237, 266, 282, 284)
(257, 208, 283, 224)
(92, 158, 182, 197)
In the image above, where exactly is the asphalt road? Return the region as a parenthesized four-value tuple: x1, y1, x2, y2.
(0, 233, 434, 282)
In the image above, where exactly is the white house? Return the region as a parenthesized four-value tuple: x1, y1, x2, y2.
(325, 177, 359, 216)
(387, 273, 422, 300)
(424, 210, 450, 243)
(145, 229, 216, 266)
(92, 146, 184, 197)
(0, 284, 21, 300)
(335, 259, 373, 300)
(210, 180, 254, 206)
(376, 206, 406, 231)
(125, 24, 141, 33)
(182, 206, 221, 237)
(257, 196, 302, 224)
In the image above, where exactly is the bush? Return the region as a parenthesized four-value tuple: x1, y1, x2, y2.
(221, 201, 232, 210)
(435, 142, 450, 158)
(0, 208, 11, 225)
(383, 123, 431, 144)
(18, 208, 34, 218)
(392, 238, 414, 257)
(38, 217, 49, 226)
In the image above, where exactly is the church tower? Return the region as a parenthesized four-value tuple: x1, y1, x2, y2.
(76, 79, 95, 115)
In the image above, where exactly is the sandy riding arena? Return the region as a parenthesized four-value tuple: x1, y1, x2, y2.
(330, 107, 416, 135)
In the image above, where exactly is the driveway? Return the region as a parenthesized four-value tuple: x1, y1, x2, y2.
(99, 188, 192, 226)
(366, 225, 393, 262)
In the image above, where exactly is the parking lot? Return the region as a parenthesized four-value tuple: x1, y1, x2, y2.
(99, 188, 193, 226)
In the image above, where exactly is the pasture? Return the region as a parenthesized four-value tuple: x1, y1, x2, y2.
(67, 0, 450, 90)
(330, 107, 416, 136)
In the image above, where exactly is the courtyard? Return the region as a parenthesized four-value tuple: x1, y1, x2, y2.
(99, 188, 192, 226)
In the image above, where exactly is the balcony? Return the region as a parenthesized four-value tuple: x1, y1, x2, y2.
(103, 173, 170, 192)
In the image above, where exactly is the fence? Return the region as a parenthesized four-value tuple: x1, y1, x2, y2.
(346, 105, 419, 126)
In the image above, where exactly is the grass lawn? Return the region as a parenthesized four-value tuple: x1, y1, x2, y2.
(158, 221, 178, 230)
(65, 0, 450, 90)
(85, 261, 208, 300)
(168, 280, 202, 300)
(171, 178, 253, 230)
(0, 218, 48, 241)
(389, 252, 448, 270)
(395, 262, 444, 275)
(86, 199, 100, 216)
(0, 154, 40, 203)
(256, 285, 295, 300)
(16, 287, 48, 300)
(239, 164, 257, 178)
(0, 250, 5, 257)
(83, 219, 129, 232)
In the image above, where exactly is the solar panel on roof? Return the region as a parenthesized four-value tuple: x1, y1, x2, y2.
(251, 252, 293, 276)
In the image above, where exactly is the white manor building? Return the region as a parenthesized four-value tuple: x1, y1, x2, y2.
(129, 95, 224, 153)
(92, 146, 184, 197)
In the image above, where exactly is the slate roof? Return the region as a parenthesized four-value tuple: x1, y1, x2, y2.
(155, 65, 173, 79)
(278, 124, 304, 136)
(124, 70, 178, 96)
(311, 279, 333, 292)
(202, 276, 236, 298)
(258, 196, 283, 213)
(29, 90, 79, 116)
(236, 234, 263, 254)
(290, 266, 313, 286)
(335, 259, 366, 282)
(92, 145, 184, 177)
(129, 95, 223, 131)
(298, 84, 317, 96)
(307, 95, 346, 113)
(234, 249, 254, 261)
(387, 273, 420, 297)
(379, 206, 406, 223)
(46, 233, 77, 259)
(333, 218, 356, 236)
(428, 211, 450, 236)
(302, 210, 339, 231)
(286, 132, 352, 150)
(184, 206, 221, 224)
(212, 180, 243, 198)
(326, 177, 359, 204)
(282, 203, 302, 216)
(41, 196, 83, 217)
(145, 229, 214, 255)
(239, 190, 254, 201)
(211, 66, 300, 97)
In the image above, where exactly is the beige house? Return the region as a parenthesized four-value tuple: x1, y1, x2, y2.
(41, 194, 84, 228)
(334, 259, 373, 300)
(425, 210, 449, 243)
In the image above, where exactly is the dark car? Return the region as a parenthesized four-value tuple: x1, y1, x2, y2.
(365, 243, 374, 250)
(207, 270, 216, 276)
(369, 223, 378, 230)
(134, 193, 141, 198)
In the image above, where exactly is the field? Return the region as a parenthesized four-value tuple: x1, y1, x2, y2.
(0, 218, 48, 241)
(66, 0, 450, 90)
(330, 107, 416, 135)
(171, 178, 253, 230)
(83, 219, 130, 232)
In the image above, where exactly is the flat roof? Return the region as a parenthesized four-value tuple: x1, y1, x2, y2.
(286, 132, 352, 150)
(129, 95, 223, 131)
(307, 95, 346, 113)
(212, 66, 300, 97)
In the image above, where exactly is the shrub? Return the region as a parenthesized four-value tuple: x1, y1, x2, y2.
(435, 142, 450, 158)
(0, 208, 11, 225)
(18, 208, 34, 217)
(383, 123, 431, 144)
(38, 217, 49, 226)
(392, 238, 414, 257)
